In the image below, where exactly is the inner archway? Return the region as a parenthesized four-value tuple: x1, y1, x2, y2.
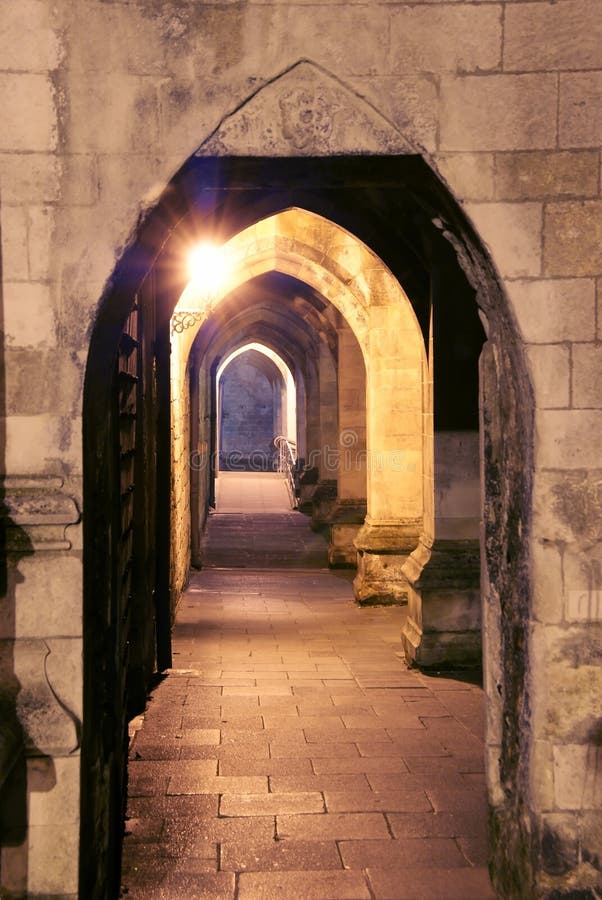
(217, 343, 296, 473)
(170, 207, 429, 607)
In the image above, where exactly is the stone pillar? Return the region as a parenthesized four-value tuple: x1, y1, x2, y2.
(298, 356, 321, 513)
(354, 304, 426, 604)
(328, 318, 367, 567)
(401, 432, 482, 666)
(311, 340, 339, 529)
(0, 477, 82, 898)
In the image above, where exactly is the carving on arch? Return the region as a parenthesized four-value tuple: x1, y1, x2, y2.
(196, 59, 415, 157)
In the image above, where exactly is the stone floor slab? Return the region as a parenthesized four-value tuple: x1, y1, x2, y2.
(237, 869, 371, 899)
(366, 865, 496, 899)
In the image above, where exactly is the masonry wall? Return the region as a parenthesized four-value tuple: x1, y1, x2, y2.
(0, 1, 601, 896)
(170, 344, 191, 616)
(219, 354, 278, 471)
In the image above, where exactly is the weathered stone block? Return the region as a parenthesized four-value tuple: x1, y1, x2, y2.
(435, 153, 495, 201)
(506, 278, 596, 344)
(45, 637, 83, 725)
(390, 5, 501, 74)
(159, 78, 238, 159)
(553, 743, 602, 810)
(0, 153, 60, 205)
(536, 410, 602, 470)
(563, 542, 602, 623)
(27, 206, 55, 282)
(544, 201, 602, 277)
(5, 415, 82, 476)
(581, 812, 602, 874)
(68, 74, 160, 153)
(559, 72, 602, 148)
(349, 75, 438, 153)
(531, 623, 602, 745)
(28, 822, 79, 895)
(531, 741, 555, 810)
(532, 470, 602, 544)
(4, 350, 82, 416)
(1, 206, 29, 281)
(440, 74, 557, 151)
(539, 813, 579, 875)
(27, 756, 80, 826)
(1, 283, 56, 350)
(0, 639, 80, 757)
(0, 73, 56, 152)
(494, 150, 599, 200)
(572, 343, 602, 409)
(526, 344, 570, 409)
(2, 554, 82, 640)
(0, 0, 60, 71)
(504, 0, 602, 71)
(531, 540, 564, 625)
(465, 202, 542, 278)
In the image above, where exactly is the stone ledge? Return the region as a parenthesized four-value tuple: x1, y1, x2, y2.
(1, 477, 80, 552)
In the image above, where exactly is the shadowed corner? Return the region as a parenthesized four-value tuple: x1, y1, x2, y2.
(0, 197, 56, 899)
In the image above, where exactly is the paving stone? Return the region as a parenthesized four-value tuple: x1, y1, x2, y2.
(221, 839, 341, 872)
(339, 837, 467, 869)
(123, 816, 165, 843)
(324, 790, 432, 813)
(269, 774, 370, 793)
(312, 756, 411, 775)
(387, 811, 487, 840)
(219, 758, 314, 776)
(127, 795, 220, 820)
(366, 866, 495, 899)
(457, 833, 489, 866)
(220, 792, 324, 817)
(277, 812, 390, 841)
(163, 815, 276, 848)
(167, 775, 268, 795)
(425, 787, 488, 813)
(123, 870, 235, 899)
(238, 869, 370, 899)
(270, 740, 360, 759)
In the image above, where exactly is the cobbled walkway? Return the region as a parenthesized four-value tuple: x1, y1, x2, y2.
(121, 475, 494, 899)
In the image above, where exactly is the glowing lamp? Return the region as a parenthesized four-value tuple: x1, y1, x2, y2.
(172, 242, 228, 334)
(187, 243, 228, 300)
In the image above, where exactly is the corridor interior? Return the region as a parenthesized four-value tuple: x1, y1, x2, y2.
(121, 472, 493, 899)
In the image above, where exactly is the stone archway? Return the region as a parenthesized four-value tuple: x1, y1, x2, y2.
(170, 207, 430, 607)
(83, 61, 534, 896)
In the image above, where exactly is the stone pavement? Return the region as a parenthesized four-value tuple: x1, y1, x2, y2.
(121, 565, 495, 899)
(213, 472, 293, 514)
(201, 473, 330, 569)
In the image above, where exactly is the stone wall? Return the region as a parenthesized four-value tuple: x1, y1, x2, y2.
(0, 0, 600, 896)
(219, 351, 280, 471)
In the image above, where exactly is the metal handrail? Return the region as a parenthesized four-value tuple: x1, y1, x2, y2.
(274, 436, 298, 508)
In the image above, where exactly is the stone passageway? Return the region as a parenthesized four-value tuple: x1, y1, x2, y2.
(121, 475, 494, 899)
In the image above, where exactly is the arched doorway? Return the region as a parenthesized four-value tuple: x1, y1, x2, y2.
(82, 155, 533, 897)
(217, 344, 295, 473)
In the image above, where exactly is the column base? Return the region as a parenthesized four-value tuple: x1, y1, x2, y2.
(310, 480, 337, 531)
(400, 539, 482, 668)
(327, 499, 367, 568)
(353, 520, 421, 606)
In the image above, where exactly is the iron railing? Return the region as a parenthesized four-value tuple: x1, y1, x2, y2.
(274, 436, 298, 508)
